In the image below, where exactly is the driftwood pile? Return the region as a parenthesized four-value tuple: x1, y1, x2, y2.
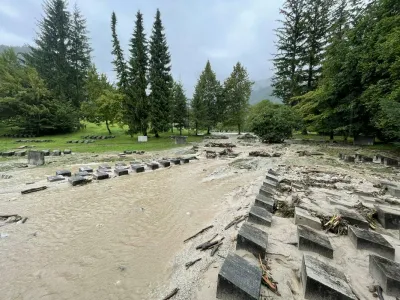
(205, 142, 236, 148)
(0, 214, 27, 227)
(204, 135, 229, 140)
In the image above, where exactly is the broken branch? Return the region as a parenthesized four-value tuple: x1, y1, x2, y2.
(185, 258, 202, 269)
(183, 225, 213, 243)
(162, 288, 179, 300)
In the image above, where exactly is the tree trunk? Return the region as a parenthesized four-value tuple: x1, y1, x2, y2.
(155, 132, 160, 138)
(329, 131, 334, 140)
(195, 122, 198, 136)
(207, 127, 210, 135)
(106, 120, 112, 135)
(171, 124, 174, 133)
(302, 128, 308, 135)
(238, 124, 241, 135)
(180, 127, 182, 135)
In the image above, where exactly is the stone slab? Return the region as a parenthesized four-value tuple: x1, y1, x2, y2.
(68, 176, 87, 186)
(42, 150, 50, 156)
(147, 162, 159, 170)
(99, 164, 111, 170)
(75, 171, 90, 177)
(47, 175, 65, 182)
(259, 185, 273, 198)
(56, 170, 71, 177)
(336, 208, 369, 229)
(301, 255, 356, 300)
(114, 168, 129, 176)
(124, 150, 132, 154)
(131, 164, 145, 173)
(63, 149, 71, 154)
(298, 225, 333, 259)
(254, 194, 275, 213)
(181, 158, 190, 164)
(94, 172, 109, 180)
(265, 173, 279, 183)
(236, 222, 268, 259)
(15, 150, 27, 156)
(369, 254, 400, 297)
(361, 155, 373, 163)
(28, 151, 45, 166)
(383, 157, 398, 167)
(216, 252, 262, 300)
(115, 162, 127, 167)
(79, 166, 93, 173)
(159, 160, 171, 167)
(295, 207, 321, 231)
(2, 151, 15, 157)
(348, 226, 394, 260)
(248, 205, 272, 227)
(262, 179, 279, 190)
(375, 205, 400, 229)
(51, 150, 61, 156)
(170, 158, 181, 165)
(387, 185, 400, 198)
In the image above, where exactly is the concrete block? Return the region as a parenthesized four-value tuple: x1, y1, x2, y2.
(63, 149, 71, 154)
(387, 185, 400, 198)
(265, 173, 279, 183)
(248, 205, 272, 227)
(336, 208, 369, 229)
(181, 158, 190, 164)
(51, 150, 61, 156)
(259, 185, 273, 198)
(344, 155, 355, 162)
(254, 194, 275, 213)
(42, 150, 50, 156)
(75, 171, 90, 177)
(216, 252, 262, 300)
(15, 150, 27, 156)
(170, 158, 181, 165)
(131, 164, 145, 173)
(369, 255, 400, 297)
(263, 179, 279, 190)
(114, 168, 129, 176)
(93, 172, 109, 180)
(236, 222, 268, 259)
(79, 166, 93, 173)
(361, 155, 373, 163)
(28, 151, 45, 166)
(115, 162, 127, 167)
(2, 151, 15, 157)
(383, 157, 398, 166)
(348, 226, 394, 260)
(47, 175, 65, 182)
(68, 176, 87, 186)
(124, 150, 133, 154)
(301, 255, 356, 300)
(295, 207, 321, 231)
(56, 170, 71, 177)
(147, 162, 159, 170)
(298, 225, 333, 259)
(375, 205, 400, 229)
(159, 160, 171, 167)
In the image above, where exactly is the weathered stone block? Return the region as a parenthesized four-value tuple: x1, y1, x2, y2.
(15, 150, 27, 156)
(263, 179, 279, 190)
(159, 160, 171, 167)
(147, 162, 159, 170)
(2, 151, 15, 157)
(47, 175, 65, 182)
(63, 149, 71, 154)
(339, 153, 344, 160)
(295, 207, 321, 231)
(348, 226, 394, 260)
(181, 158, 190, 164)
(375, 205, 400, 229)
(28, 151, 45, 165)
(254, 194, 275, 213)
(329, 197, 355, 209)
(124, 150, 132, 154)
(216, 252, 262, 300)
(68, 176, 87, 186)
(51, 150, 61, 156)
(79, 166, 93, 173)
(131, 164, 145, 173)
(259, 185, 273, 198)
(75, 171, 90, 177)
(386, 185, 400, 198)
(298, 225, 333, 259)
(236, 222, 268, 259)
(369, 254, 400, 297)
(265, 173, 279, 183)
(56, 170, 71, 177)
(42, 150, 50, 156)
(170, 158, 181, 165)
(361, 155, 373, 163)
(99, 164, 111, 170)
(301, 255, 356, 300)
(114, 168, 129, 176)
(383, 157, 398, 167)
(248, 205, 272, 227)
(344, 155, 355, 162)
(94, 172, 109, 180)
(115, 162, 127, 167)
(336, 208, 369, 229)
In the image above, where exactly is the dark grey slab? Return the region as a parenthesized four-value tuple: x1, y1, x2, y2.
(47, 175, 65, 182)
(147, 162, 159, 170)
(159, 160, 171, 167)
(51, 150, 61, 156)
(263, 179, 279, 190)
(75, 171, 90, 177)
(384, 157, 398, 166)
(248, 205, 272, 227)
(56, 170, 71, 177)
(295, 207, 321, 230)
(42, 150, 50, 156)
(68, 176, 87, 186)
(63, 149, 71, 154)
(369, 255, 400, 297)
(216, 252, 262, 300)
(15, 150, 27, 156)
(344, 155, 355, 162)
(265, 173, 279, 183)
(114, 168, 129, 176)
(375, 205, 400, 229)
(79, 166, 93, 173)
(301, 255, 356, 300)
(2, 151, 15, 157)
(259, 185, 273, 198)
(28, 151, 45, 165)
(236, 222, 268, 259)
(254, 194, 275, 213)
(298, 225, 333, 259)
(170, 158, 181, 165)
(336, 208, 369, 229)
(115, 162, 127, 167)
(94, 172, 109, 180)
(131, 164, 145, 173)
(348, 226, 394, 260)
(181, 158, 190, 164)
(124, 150, 133, 154)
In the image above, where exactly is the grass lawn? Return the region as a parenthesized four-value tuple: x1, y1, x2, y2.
(0, 122, 203, 154)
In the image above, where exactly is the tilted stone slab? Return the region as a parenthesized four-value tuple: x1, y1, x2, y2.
(236, 222, 268, 259)
(47, 175, 65, 182)
(68, 176, 87, 186)
(336, 208, 369, 229)
(265, 173, 279, 183)
(348, 226, 394, 260)
(254, 194, 275, 213)
(159, 160, 171, 167)
(75, 171, 90, 177)
(297, 225, 333, 259)
(295, 207, 321, 231)
(386, 185, 400, 198)
(56, 170, 71, 177)
(259, 185, 273, 198)
(2, 151, 15, 157)
(147, 162, 159, 170)
(131, 164, 145, 173)
(28, 151, 45, 165)
(329, 197, 355, 209)
(263, 179, 279, 190)
(301, 255, 356, 300)
(93, 172, 109, 180)
(369, 255, 400, 297)
(79, 166, 93, 173)
(114, 168, 129, 176)
(375, 205, 400, 229)
(216, 252, 262, 300)
(248, 205, 272, 227)
(170, 158, 181, 165)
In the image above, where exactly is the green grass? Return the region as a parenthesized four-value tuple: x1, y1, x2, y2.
(0, 122, 203, 154)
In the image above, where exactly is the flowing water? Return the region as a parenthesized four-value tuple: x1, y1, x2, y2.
(0, 160, 245, 300)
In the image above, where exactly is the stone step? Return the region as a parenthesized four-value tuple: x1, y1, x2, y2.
(236, 222, 268, 259)
(348, 226, 394, 260)
(63, 149, 71, 154)
(265, 173, 279, 183)
(159, 160, 171, 167)
(297, 225, 333, 259)
(68, 176, 87, 186)
(259, 185, 274, 198)
(94, 172, 110, 180)
(294, 207, 321, 231)
(262, 179, 279, 190)
(147, 162, 159, 170)
(375, 205, 400, 229)
(181, 158, 190, 164)
(254, 194, 275, 213)
(216, 252, 262, 300)
(369, 255, 400, 297)
(131, 164, 145, 173)
(248, 205, 272, 227)
(56, 170, 71, 177)
(170, 158, 181, 165)
(336, 208, 369, 229)
(79, 166, 93, 173)
(114, 168, 129, 176)
(47, 175, 65, 182)
(301, 255, 356, 300)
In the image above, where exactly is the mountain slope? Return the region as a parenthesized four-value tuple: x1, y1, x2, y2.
(0, 45, 30, 55)
(249, 78, 282, 105)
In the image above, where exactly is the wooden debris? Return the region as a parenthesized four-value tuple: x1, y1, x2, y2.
(21, 186, 47, 194)
(183, 225, 213, 243)
(162, 288, 179, 300)
(249, 151, 270, 157)
(224, 215, 247, 230)
(205, 142, 236, 148)
(196, 234, 218, 250)
(200, 237, 225, 251)
(211, 242, 222, 257)
(259, 255, 281, 296)
(185, 258, 202, 269)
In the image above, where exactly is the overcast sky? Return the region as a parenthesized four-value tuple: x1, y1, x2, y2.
(0, 0, 283, 96)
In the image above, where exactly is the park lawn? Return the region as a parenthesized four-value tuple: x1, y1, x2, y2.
(0, 122, 203, 154)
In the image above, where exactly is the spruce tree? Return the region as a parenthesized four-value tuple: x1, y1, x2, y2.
(191, 76, 207, 135)
(127, 11, 149, 136)
(172, 81, 188, 135)
(148, 9, 172, 137)
(272, 0, 307, 104)
(223, 62, 253, 134)
(111, 12, 128, 91)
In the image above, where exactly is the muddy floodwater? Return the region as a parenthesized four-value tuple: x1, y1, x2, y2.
(0, 155, 255, 300)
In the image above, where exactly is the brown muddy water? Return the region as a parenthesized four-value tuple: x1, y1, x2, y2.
(0, 159, 246, 300)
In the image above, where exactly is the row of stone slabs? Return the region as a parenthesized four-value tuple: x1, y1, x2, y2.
(47, 158, 190, 186)
(216, 173, 400, 299)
